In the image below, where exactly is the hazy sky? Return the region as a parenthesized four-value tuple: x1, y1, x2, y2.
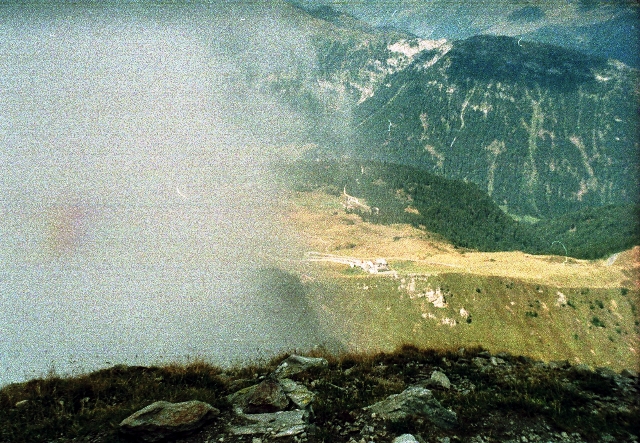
(0, 2, 329, 385)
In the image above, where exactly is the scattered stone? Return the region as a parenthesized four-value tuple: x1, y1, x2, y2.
(245, 379, 290, 413)
(393, 434, 421, 443)
(227, 384, 259, 413)
(569, 364, 593, 376)
(473, 357, 488, 368)
(119, 400, 219, 442)
(596, 367, 617, 380)
(272, 355, 328, 379)
(548, 360, 570, 370)
(229, 409, 308, 437)
(364, 385, 457, 429)
(15, 399, 28, 408)
(423, 370, 451, 390)
(278, 378, 315, 409)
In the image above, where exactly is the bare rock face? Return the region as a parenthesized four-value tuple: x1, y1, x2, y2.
(364, 385, 457, 429)
(119, 400, 219, 442)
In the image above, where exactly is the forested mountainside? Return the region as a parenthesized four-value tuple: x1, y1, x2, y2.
(260, 4, 639, 220)
(351, 35, 639, 218)
(284, 160, 640, 259)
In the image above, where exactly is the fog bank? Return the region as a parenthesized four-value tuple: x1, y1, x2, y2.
(0, 3, 334, 385)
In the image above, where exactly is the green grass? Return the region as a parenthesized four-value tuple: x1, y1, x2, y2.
(306, 270, 640, 371)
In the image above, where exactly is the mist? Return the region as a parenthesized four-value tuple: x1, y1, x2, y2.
(0, 3, 335, 385)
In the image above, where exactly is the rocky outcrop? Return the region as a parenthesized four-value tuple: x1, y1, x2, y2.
(272, 354, 329, 379)
(364, 385, 458, 429)
(18, 349, 635, 443)
(118, 400, 219, 442)
(226, 354, 329, 437)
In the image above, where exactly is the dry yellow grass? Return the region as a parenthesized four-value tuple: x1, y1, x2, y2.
(282, 190, 638, 289)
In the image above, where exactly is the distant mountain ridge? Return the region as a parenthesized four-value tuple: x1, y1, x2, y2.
(350, 34, 639, 217)
(263, 4, 639, 220)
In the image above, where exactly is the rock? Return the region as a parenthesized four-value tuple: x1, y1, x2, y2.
(227, 377, 317, 414)
(595, 367, 617, 379)
(272, 354, 328, 379)
(427, 370, 451, 390)
(227, 384, 259, 413)
(393, 434, 421, 443)
(620, 368, 638, 378)
(548, 360, 570, 369)
(472, 357, 488, 368)
(229, 409, 308, 437)
(279, 378, 315, 409)
(245, 379, 290, 413)
(364, 385, 457, 429)
(119, 400, 219, 442)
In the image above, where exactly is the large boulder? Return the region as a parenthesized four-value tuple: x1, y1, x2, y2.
(119, 400, 219, 442)
(364, 385, 457, 429)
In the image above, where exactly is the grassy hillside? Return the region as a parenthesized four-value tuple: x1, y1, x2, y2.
(280, 182, 640, 372)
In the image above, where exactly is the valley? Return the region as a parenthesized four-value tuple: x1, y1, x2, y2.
(279, 188, 639, 372)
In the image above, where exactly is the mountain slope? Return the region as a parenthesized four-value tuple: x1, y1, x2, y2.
(281, 159, 639, 259)
(351, 35, 639, 217)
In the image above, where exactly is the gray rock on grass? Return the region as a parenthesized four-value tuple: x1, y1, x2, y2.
(272, 354, 328, 379)
(393, 434, 422, 443)
(245, 379, 290, 413)
(229, 409, 308, 437)
(365, 385, 458, 429)
(119, 400, 219, 442)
